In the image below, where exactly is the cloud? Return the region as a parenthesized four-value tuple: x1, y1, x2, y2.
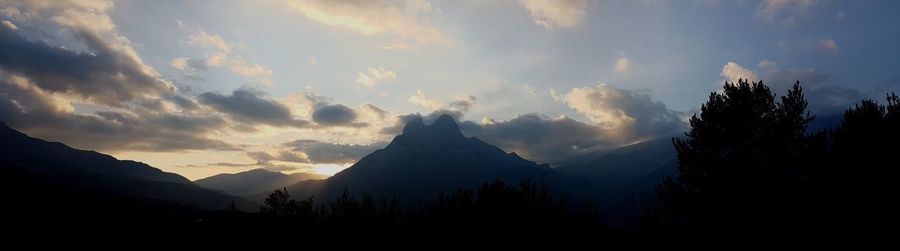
(0, 73, 236, 152)
(1, 20, 16, 30)
(819, 39, 838, 51)
(382, 42, 413, 50)
(16, 0, 116, 34)
(278, 89, 396, 131)
(408, 90, 443, 110)
(170, 57, 208, 72)
(517, 0, 588, 30)
(522, 85, 537, 96)
(311, 104, 365, 127)
(721, 62, 759, 83)
(218, 151, 313, 171)
(1, 0, 168, 98)
(359, 103, 389, 118)
(462, 114, 609, 162)
(228, 57, 274, 85)
(720, 60, 866, 115)
(167, 94, 200, 110)
(247, 150, 306, 164)
(615, 56, 631, 73)
(285, 0, 448, 45)
(0, 18, 174, 106)
(448, 95, 476, 113)
(186, 30, 231, 53)
(198, 88, 308, 128)
(175, 29, 273, 86)
(406, 90, 477, 114)
(356, 66, 397, 87)
(756, 0, 817, 22)
(550, 88, 563, 101)
(283, 139, 388, 164)
(281, 90, 331, 117)
(206, 52, 228, 66)
(0, 1, 249, 153)
(563, 84, 684, 141)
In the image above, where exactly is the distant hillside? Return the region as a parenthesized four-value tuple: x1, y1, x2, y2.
(555, 138, 677, 196)
(0, 122, 251, 210)
(554, 138, 678, 226)
(196, 168, 327, 196)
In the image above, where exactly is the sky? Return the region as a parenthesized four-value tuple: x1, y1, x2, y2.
(1, 0, 898, 180)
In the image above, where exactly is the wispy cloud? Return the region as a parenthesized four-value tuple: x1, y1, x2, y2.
(285, 0, 449, 45)
(518, 0, 588, 30)
(356, 66, 397, 87)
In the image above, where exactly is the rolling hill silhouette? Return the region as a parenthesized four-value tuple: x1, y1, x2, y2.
(556, 139, 676, 199)
(0, 122, 249, 210)
(554, 139, 678, 226)
(196, 168, 327, 196)
(279, 114, 595, 202)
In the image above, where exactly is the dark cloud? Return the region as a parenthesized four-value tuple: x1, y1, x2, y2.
(360, 103, 389, 118)
(379, 85, 687, 163)
(764, 66, 863, 115)
(166, 94, 200, 110)
(448, 95, 476, 112)
(311, 104, 365, 127)
(191, 160, 307, 172)
(246, 150, 306, 164)
(207, 162, 256, 167)
(563, 84, 686, 141)
(283, 139, 387, 164)
(198, 87, 309, 128)
(0, 24, 173, 106)
(741, 60, 872, 116)
(171, 57, 210, 82)
(461, 114, 613, 163)
(0, 74, 236, 152)
(179, 57, 209, 72)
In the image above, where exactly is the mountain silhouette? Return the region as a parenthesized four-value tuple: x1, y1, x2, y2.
(280, 114, 593, 202)
(196, 168, 327, 196)
(556, 139, 677, 197)
(554, 139, 678, 226)
(0, 122, 249, 210)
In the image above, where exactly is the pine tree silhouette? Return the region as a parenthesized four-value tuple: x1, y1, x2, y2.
(825, 92, 899, 233)
(657, 80, 823, 239)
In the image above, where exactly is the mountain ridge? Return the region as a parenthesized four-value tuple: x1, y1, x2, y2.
(0, 121, 251, 210)
(195, 168, 328, 196)
(279, 114, 587, 203)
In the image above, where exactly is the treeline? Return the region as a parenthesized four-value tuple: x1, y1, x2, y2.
(201, 180, 606, 239)
(652, 80, 898, 244)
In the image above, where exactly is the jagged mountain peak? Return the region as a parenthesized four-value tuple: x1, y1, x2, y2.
(286, 113, 577, 202)
(396, 114, 465, 148)
(431, 114, 460, 132)
(402, 114, 461, 135)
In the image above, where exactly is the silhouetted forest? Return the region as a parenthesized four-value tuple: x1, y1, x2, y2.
(653, 80, 898, 244)
(200, 180, 608, 240)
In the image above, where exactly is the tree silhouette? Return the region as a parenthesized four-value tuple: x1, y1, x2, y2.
(251, 180, 602, 237)
(824, 92, 899, 230)
(261, 187, 314, 221)
(657, 80, 823, 236)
